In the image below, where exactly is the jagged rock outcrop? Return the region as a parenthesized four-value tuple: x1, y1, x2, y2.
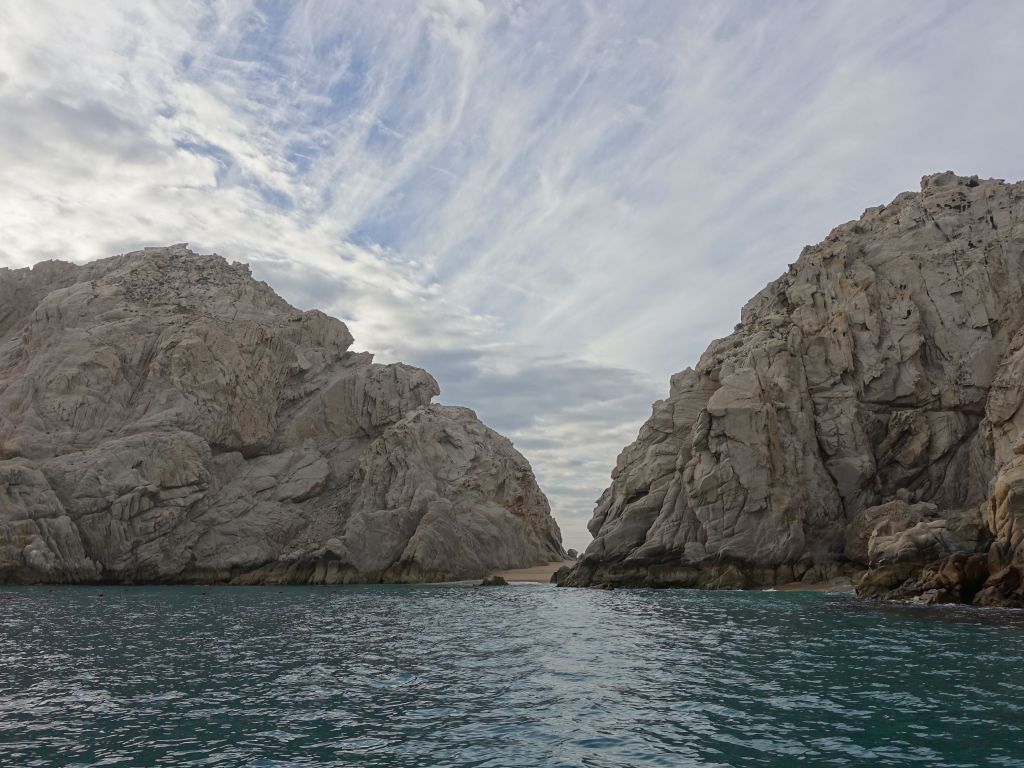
(561, 173, 1024, 606)
(0, 245, 564, 583)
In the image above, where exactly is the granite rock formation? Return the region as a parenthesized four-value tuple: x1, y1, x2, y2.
(560, 173, 1024, 606)
(0, 245, 564, 584)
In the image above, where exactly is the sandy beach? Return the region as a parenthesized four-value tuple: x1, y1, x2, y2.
(769, 580, 856, 593)
(494, 560, 576, 583)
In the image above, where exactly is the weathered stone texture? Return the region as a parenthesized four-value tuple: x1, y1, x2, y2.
(563, 173, 1024, 606)
(0, 245, 564, 583)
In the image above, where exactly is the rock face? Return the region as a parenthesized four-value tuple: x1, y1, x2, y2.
(0, 245, 565, 584)
(561, 173, 1024, 607)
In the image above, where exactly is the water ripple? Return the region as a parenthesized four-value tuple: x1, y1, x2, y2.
(1, 586, 1022, 767)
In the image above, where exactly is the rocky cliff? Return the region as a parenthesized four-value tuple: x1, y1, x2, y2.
(0, 245, 564, 583)
(560, 173, 1024, 607)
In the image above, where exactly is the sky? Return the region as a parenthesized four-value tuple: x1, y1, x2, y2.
(1, 1, 1022, 551)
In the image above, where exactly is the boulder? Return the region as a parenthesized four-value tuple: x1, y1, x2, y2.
(858, 553, 989, 603)
(973, 454, 1024, 605)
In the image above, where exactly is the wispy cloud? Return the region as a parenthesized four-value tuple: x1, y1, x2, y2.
(1, 0, 1022, 549)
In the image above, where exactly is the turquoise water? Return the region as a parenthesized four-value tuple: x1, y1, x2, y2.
(1, 585, 1022, 767)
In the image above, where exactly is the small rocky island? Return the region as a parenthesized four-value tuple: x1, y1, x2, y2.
(0, 246, 565, 583)
(559, 173, 1024, 607)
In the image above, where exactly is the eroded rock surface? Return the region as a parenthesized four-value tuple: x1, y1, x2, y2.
(561, 173, 1024, 606)
(0, 245, 564, 583)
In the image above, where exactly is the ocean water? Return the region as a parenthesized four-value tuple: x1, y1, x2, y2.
(1, 585, 1022, 768)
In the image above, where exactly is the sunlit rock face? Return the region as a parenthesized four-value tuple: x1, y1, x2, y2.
(562, 173, 1024, 606)
(0, 245, 564, 584)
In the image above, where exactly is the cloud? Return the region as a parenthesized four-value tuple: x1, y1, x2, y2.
(1, 0, 1022, 549)
(405, 347, 663, 551)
